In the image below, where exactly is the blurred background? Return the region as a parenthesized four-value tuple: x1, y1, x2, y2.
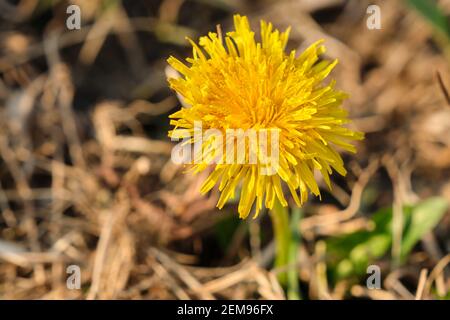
(0, 0, 449, 300)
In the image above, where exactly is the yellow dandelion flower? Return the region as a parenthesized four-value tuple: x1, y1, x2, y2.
(167, 14, 363, 219)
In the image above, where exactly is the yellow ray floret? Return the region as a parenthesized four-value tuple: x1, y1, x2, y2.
(167, 14, 364, 219)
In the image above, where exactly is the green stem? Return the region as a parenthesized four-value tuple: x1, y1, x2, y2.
(270, 199, 290, 284)
(270, 198, 301, 299)
(287, 207, 302, 300)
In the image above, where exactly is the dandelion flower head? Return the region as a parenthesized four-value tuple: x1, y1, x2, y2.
(167, 14, 363, 219)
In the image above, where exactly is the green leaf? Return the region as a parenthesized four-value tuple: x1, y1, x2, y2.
(407, 0, 450, 37)
(327, 207, 393, 279)
(327, 197, 448, 280)
(401, 197, 449, 261)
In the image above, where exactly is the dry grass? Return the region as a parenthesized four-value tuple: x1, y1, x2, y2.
(0, 0, 449, 299)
